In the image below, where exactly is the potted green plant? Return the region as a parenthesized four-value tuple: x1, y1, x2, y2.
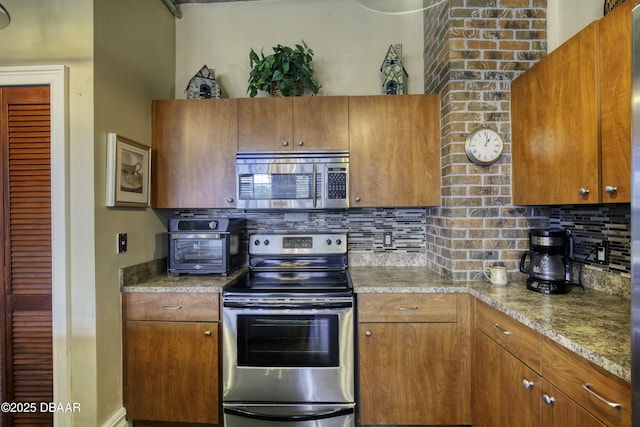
(247, 40, 322, 97)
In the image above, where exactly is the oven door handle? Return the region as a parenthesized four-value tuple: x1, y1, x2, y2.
(223, 302, 353, 310)
(224, 406, 354, 422)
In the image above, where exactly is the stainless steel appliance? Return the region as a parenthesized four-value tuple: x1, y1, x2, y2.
(519, 228, 572, 294)
(236, 151, 349, 210)
(168, 217, 245, 275)
(631, 4, 640, 422)
(222, 233, 355, 426)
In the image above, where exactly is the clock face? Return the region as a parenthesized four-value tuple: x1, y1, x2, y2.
(465, 128, 504, 166)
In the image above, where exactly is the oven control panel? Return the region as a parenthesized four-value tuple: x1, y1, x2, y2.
(250, 233, 347, 255)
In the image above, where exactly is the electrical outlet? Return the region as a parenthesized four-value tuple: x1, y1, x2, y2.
(117, 233, 128, 254)
(596, 242, 609, 264)
(383, 232, 393, 248)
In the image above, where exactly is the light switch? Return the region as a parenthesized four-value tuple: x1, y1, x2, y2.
(117, 233, 128, 254)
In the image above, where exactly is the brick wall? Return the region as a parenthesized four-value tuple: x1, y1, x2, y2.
(424, 0, 551, 280)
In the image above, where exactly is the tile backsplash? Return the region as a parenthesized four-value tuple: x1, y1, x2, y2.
(550, 203, 631, 275)
(171, 208, 429, 267)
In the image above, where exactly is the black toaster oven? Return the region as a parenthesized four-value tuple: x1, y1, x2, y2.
(168, 217, 246, 275)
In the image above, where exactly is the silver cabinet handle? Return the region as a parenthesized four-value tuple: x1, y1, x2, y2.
(355, 196, 361, 202)
(579, 187, 590, 196)
(227, 197, 234, 203)
(204, 330, 212, 336)
(542, 394, 555, 405)
(365, 330, 372, 337)
(282, 139, 289, 146)
(604, 185, 618, 194)
(522, 379, 534, 389)
(492, 323, 512, 335)
(397, 306, 418, 311)
(297, 140, 303, 146)
(162, 305, 182, 310)
(582, 383, 622, 409)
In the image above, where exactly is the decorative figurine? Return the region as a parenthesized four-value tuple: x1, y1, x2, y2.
(185, 65, 221, 99)
(380, 44, 408, 95)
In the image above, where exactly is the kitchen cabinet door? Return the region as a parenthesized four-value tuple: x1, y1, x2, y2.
(124, 320, 219, 424)
(238, 97, 293, 151)
(292, 96, 348, 150)
(152, 99, 237, 208)
(600, 0, 633, 203)
(238, 96, 348, 151)
(473, 330, 541, 427)
(358, 322, 459, 425)
(541, 380, 605, 427)
(511, 22, 600, 205)
(349, 95, 441, 207)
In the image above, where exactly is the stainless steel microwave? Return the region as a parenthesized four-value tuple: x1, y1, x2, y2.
(236, 151, 349, 210)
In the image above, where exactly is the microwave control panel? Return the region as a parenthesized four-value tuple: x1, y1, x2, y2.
(327, 168, 347, 199)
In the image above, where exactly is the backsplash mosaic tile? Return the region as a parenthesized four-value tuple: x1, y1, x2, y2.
(172, 208, 429, 266)
(550, 204, 631, 275)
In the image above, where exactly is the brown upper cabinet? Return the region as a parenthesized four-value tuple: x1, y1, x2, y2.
(511, 1, 633, 205)
(152, 99, 238, 209)
(349, 94, 441, 207)
(599, 0, 633, 203)
(238, 96, 349, 151)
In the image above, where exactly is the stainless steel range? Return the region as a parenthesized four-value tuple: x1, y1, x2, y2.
(222, 233, 355, 427)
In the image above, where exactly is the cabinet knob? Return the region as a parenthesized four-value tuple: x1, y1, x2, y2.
(365, 330, 372, 337)
(355, 196, 361, 202)
(297, 140, 304, 146)
(282, 139, 289, 146)
(227, 197, 234, 203)
(204, 330, 212, 337)
(522, 379, 534, 389)
(542, 394, 555, 405)
(604, 185, 618, 194)
(578, 187, 590, 196)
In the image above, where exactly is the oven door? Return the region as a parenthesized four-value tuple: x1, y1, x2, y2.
(223, 403, 355, 427)
(222, 302, 354, 403)
(168, 233, 228, 274)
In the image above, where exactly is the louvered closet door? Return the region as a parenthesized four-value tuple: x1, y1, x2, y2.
(0, 87, 53, 427)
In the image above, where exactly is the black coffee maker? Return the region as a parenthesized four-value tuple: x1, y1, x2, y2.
(519, 228, 572, 294)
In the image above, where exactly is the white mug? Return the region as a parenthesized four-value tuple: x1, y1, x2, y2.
(484, 266, 508, 286)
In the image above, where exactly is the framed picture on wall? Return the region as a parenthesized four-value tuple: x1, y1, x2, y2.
(106, 133, 151, 207)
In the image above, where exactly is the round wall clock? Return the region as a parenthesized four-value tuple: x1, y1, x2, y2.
(464, 127, 504, 166)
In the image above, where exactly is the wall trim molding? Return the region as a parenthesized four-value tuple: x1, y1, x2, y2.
(0, 65, 70, 426)
(101, 407, 129, 427)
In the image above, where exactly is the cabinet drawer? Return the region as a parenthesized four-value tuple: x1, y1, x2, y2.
(358, 294, 457, 323)
(124, 292, 219, 321)
(542, 337, 631, 426)
(476, 300, 541, 372)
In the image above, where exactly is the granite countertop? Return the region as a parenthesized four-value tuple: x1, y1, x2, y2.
(122, 265, 631, 383)
(350, 266, 631, 383)
(121, 268, 247, 293)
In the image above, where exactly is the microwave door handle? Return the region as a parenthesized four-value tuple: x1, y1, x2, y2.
(313, 164, 318, 208)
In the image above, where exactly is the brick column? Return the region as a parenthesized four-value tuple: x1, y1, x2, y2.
(424, 0, 551, 280)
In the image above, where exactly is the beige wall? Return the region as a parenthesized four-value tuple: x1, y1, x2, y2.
(93, 1, 174, 425)
(175, 0, 424, 98)
(547, 0, 602, 51)
(0, 0, 175, 425)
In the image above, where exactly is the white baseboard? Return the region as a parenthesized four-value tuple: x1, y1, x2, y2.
(101, 407, 130, 427)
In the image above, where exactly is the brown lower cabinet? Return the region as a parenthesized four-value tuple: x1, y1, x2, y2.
(474, 330, 542, 427)
(473, 300, 631, 427)
(358, 293, 471, 425)
(123, 292, 220, 426)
